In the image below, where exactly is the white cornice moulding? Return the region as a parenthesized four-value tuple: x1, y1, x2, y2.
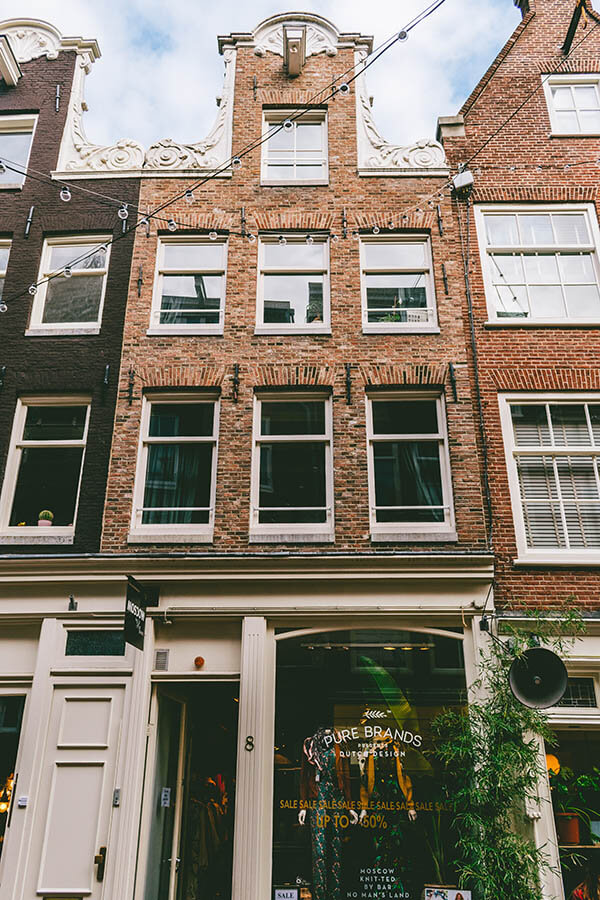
(354, 52, 449, 176)
(0, 34, 22, 85)
(217, 12, 373, 57)
(0, 18, 100, 66)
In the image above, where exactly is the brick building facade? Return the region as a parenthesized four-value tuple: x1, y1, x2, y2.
(0, 5, 598, 900)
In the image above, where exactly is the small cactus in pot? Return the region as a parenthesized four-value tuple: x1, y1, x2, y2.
(37, 509, 54, 527)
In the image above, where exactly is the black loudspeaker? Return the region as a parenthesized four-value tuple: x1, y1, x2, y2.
(508, 647, 568, 709)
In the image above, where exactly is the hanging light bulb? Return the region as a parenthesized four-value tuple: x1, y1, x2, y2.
(282, 119, 294, 131)
(247, 233, 256, 243)
(306, 234, 314, 245)
(372, 225, 380, 235)
(118, 203, 129, 220)
(338, 83, 350, 95)
(185, 189, 194, 204)
(28, 284, 37, 295)
(402, 215, 409, 224)
(278, 234, 287, 245)
(0, 301, 7, 313)
(331, 234, 339, 243)
(564, 164, 571, 171)
(398, 29, 408, 41)
(352, 230, 360, 240)
(388, 221, 395, 229)
(64, 265, 72, 278)
(428, 200, 435, 208)
(60, 186, 71, 202)
(139, 217, 149, 228)
(209, 231, 218, 241)
(232, 157, 242, 169)
(167, 218, 177, 232)
(0, 161, 5, 175)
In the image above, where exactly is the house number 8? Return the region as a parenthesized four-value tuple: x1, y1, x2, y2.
(245, 735, 255, 751)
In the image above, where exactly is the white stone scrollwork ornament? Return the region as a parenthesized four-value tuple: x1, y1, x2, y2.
(253, 15, 338, 58)
(356, 68, 448, 174)
(1, 21, 62, 62)
(144, 50, 235, 170)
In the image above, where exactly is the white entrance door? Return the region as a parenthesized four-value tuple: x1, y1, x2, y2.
(23, 683, 125, 900)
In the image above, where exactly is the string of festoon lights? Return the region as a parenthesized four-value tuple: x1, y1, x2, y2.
(0, 0, 449, 313)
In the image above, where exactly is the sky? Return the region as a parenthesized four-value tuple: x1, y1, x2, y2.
(5, 0, 522, 150)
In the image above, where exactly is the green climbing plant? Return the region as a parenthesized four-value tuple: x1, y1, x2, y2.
(431, 604, 585, 900)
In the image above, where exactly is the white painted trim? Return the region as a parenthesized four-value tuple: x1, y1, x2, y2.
(149, 236, 227, 335)
(129, 394, 219, 539)
(261, 109, 328, 186)
(249, 392, 335, 538)
(0, 396, 91, 537)
(499, 391, 600, 562)
(542, 72, 600, 136)
(365, 391, 456, 537)
(28, 235, 111, 332)
(256, 234, 330, 332)
(359, 234, 438, 333)
(474, 202, 600, 324)
(0, 113, 37, 188)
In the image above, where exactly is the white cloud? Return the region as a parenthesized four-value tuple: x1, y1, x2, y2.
(7, 0, 521, 149)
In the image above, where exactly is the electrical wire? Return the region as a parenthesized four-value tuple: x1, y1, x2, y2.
(0, 0, 449, 311)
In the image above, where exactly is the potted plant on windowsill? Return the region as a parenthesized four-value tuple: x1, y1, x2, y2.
(549, 766, 600, 845)
(37, 509, 54, 527)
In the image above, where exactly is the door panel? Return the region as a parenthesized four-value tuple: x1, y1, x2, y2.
(23, 684, 124, 900)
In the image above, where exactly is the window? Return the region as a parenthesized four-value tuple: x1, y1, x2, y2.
(251, 395, 333, 540)
(28, 236, 111, 333)
(476, 205, 600, 322)
(360, 237, 438, 332)
(366, 393, 455, 539)
(500, 396, 600, 561)
(262, 110, 327, 184)
(0, 240, 10, 300)
(257, 236, 329, 332)
(0, 115, 36, 188)
(130, 396, 219, 542)
(544, 75, 600, 134)
(150, 238, 227, 334)
(0, 398, 90, 540)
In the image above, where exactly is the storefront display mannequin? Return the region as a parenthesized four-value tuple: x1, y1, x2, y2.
(359, 732, 417, 822)
(298, 726, 358, 900)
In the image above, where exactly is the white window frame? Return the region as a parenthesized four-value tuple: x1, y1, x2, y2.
(359, 235, 439, 334)
(543, 73, 600, 135)
(475, 203, 600, 325)
(0, 238, 11, 300)
(148, 236, 228, 336)
(256, 234, 330, 335)
(129, 393, 219, 544)
(499, 392, 600, 565)
(27, 235, 112, 335)
(0, 114, 37, 188)
(261, 109, 328, 185)
(0, 396, 90, 543)
(249, 392, 334, 542)
(366, 391, 456, 541)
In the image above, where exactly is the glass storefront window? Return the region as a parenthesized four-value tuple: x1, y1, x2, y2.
(547, 730, 600, 899)
(0, 696, 25, 861)
(273, 630, 467, 900)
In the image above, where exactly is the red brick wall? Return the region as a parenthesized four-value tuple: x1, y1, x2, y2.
(442, 0, 600, 605)
(101, 42, 488, 554)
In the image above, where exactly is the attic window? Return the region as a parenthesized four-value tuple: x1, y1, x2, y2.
(0, 35, 21, 87)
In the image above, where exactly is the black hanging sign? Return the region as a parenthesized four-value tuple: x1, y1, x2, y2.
(125, 576, 147, 651)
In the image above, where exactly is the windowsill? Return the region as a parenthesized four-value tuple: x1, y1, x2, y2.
(514, 554, 600, 567)
(0, 183, 24, 191)
(485, 319, 600, 329)
(249, 530, 334, 544)
(127, 530, 214, 544)
(25, 325, 101, 336)
(0, 531, 75, 545)
(260, 179, 329, 187)
(254, 326, 331, 336)
(146, 327, 223, 337)
(362, 324, 440, 335)
(549, 133, 600, 138)
(371, 529, 458, 543)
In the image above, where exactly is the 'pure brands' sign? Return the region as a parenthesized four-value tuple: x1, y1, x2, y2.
(125, 576, 147, 651)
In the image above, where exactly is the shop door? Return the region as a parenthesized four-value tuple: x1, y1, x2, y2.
(23, 683, 125, 900)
